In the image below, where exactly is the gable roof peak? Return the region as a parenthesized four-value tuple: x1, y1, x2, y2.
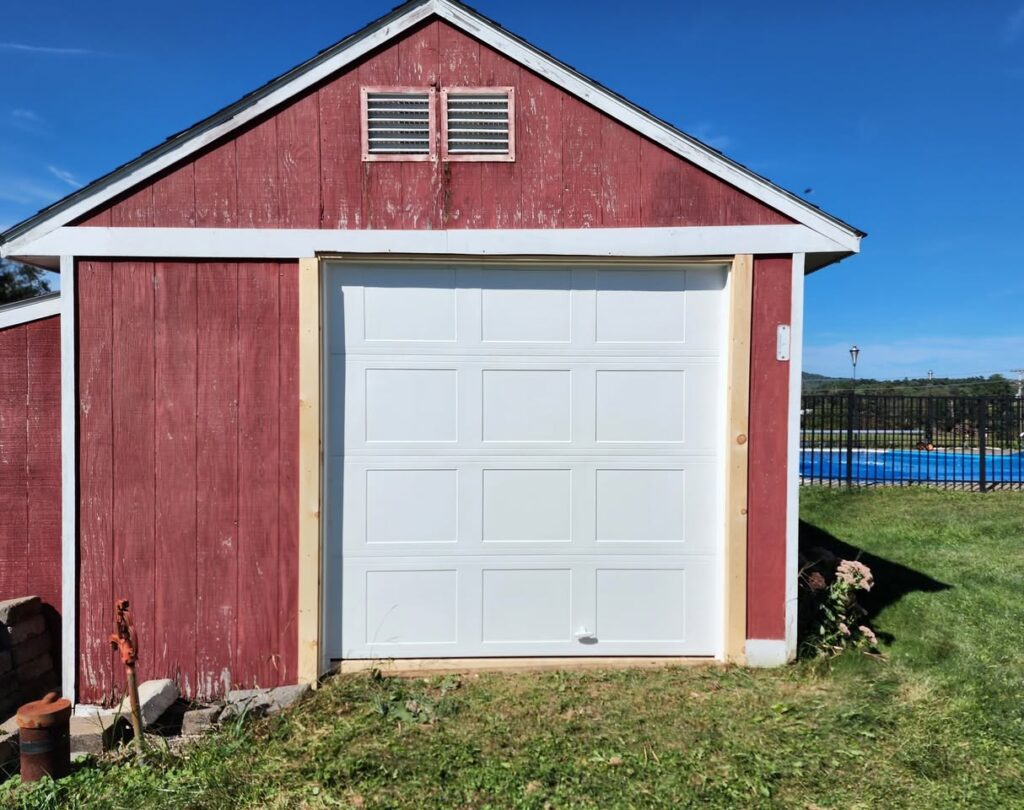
(0, 0, 862, 256)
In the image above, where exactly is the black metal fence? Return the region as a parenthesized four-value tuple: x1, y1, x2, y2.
(801, 394, 1024, 490)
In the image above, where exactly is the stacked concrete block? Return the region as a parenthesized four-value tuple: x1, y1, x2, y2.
(0, 597, 59, 719)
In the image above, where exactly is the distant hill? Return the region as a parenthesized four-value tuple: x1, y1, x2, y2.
(802, 372, 1017, 398)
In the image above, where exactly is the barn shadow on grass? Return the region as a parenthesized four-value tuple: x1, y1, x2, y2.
(798, 520, 952, 648)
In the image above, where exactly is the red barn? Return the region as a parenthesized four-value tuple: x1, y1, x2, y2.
(0, 0, 862, 703)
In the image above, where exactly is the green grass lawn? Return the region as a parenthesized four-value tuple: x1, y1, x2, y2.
(5, 489, 1024, 809)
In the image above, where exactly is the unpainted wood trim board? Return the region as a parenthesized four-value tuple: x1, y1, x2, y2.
(724, 254, 752, 662)
(297, 257, 322, 685)
(336, 657, 720, 677)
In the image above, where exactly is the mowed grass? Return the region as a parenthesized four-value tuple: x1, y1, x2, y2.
(5, 488, 1024, 808)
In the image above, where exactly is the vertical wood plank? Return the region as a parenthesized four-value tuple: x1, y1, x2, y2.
(151, 163, 197, 227)
(76, 205, 112, 227)
(109, 185, 154, 227)
(278, 93, 321, 228)
(111, 261, 156, 693)
(479, 43, 522, 228)
(296, 258, 321, 686)
(517, 68, 562, 227)
(398, 22, 443, 229)
(196, 263, 239, 699)
(639, 139, 682, 227)
(77, 261, 115, 702)
(599, 118, 641, 226)
(724, 255, 752, 662)
(277, 263, 300, 685)
(747, 255, 793, 641)
(194, 142, 238, 227)
(439, 25, 482, 227)
(236, 263, 280, 688)
(359, 48, 402, 228)
(561, 95, 603, 228)
(318, 73, 363, 229)
(154, 262, 198, 694)
(26, 318, 62, 612)
(236, 118, 280, 227)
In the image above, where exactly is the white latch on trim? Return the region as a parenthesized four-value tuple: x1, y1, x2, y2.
(776, 324, 791, 361)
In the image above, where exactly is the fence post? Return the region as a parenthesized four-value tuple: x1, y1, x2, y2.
(845, 391, 855, 487)
(978, 397, 987, 493)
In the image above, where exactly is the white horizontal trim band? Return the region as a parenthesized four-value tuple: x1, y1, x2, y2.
(4, 224, 850, 260)
(0, 293, 61, 329)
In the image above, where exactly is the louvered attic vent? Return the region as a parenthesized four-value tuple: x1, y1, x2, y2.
(361, 88, 436, 161)
(442, 87, 515, 162)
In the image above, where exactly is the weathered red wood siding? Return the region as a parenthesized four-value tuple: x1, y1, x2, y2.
(746, 255, 792, 640)
(76, 20, 790, 230)
(0, 316, 61, 616)
(76, 261, 298, 702)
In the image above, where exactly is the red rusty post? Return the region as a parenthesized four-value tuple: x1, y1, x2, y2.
(108, 599, 144, 752)
(17, 692, 72, 782)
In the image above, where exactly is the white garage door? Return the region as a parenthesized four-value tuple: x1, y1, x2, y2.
(324, 261, 727, 659)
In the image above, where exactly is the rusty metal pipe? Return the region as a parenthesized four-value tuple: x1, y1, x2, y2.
(109, 598, 144, 753)
(17, 692, 71, 782)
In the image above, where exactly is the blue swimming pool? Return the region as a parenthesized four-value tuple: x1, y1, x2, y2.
(800, 448, 1024, 484)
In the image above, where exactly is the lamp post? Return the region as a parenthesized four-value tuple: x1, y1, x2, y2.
(849, 345, 860, 386)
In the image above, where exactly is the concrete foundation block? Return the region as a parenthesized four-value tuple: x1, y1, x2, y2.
(137, 679, 180, 728)
(181, 705, 222, 736)
(10, 632, 52, 667)
(13, 653, 53, 684)
(0, 597, 40, 626)
(5, 615, 46, 647)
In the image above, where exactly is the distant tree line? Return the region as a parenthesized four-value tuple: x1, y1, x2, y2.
(803, 372, 1016, 398)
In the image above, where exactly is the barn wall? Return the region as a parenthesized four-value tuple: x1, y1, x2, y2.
(746, 255, 792, 640)
(75, 20, 791, 231)
(0, 316, 62, 616)
(76, 260, 298, 702)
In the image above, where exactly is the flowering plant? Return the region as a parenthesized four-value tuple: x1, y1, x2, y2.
(799, 551, 880, 657)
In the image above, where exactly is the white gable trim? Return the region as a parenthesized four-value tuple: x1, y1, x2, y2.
(5, 224, 850, 261)
(0, 0, 862, 257)
(434, 2, 860, 251)
(0, 292, 61, 329)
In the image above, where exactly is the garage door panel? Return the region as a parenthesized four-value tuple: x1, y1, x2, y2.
(340, 460, 717, 556)
(339, 557, 718, 657)
(482, 468, 573, 543)
(481, 569, 574, 643)
(480, 268, 573, 343)
(342, 359, 718, 453)
(327, 262, 726, 660)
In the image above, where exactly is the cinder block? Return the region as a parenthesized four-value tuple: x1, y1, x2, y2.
(10, 632, 51, 667)
(13, 653, 53, 684)
(0, 597, 41, 626)
(6, 616, 46, 647)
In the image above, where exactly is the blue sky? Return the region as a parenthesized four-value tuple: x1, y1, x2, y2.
(2, 1, 1023, 380)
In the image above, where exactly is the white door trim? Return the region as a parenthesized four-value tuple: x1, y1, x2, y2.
(59, 256, 77, 700)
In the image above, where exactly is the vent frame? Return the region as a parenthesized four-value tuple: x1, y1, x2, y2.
(441, 86, 515, 162)
(361, 86, 437, 162)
